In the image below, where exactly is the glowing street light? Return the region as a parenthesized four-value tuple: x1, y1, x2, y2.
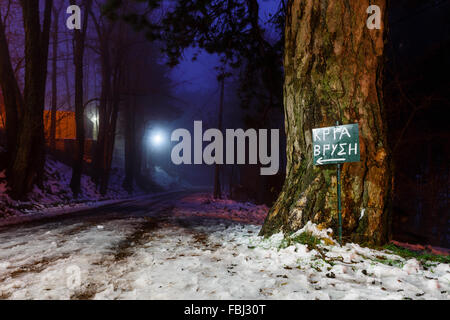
(152, 133, 163, 146)
(149, 129, 166, 148)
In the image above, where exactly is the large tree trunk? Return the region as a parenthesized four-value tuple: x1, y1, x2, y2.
(8, 0, 52, 199)
(0, 16, 23, 164)
(260, 0, 392, 245)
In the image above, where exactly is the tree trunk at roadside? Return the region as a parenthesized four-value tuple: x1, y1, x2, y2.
(99, 83, 120, 195)
(8, 0, 53, 199)
(92, 41, 110, 187)
(50, 5, 60, 150)
(123, 90, 136, 194)
(0, 17, 23, 163)
(213, 75, 224, 199)
(260, 0, 392, 246)
(134, 117, 145, 188)
(70, 0, 91, 197)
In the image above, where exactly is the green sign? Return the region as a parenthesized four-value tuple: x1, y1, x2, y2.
(312, 124, 360, 166)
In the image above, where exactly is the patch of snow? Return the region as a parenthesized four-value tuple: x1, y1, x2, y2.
(403, 259, 421, 275)
(291, 220, 333, 241)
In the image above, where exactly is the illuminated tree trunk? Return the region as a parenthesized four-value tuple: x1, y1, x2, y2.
(260, 0, 392, 245)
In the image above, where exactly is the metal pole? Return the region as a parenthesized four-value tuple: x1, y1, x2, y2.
(336, 120, 342, 244)
(337, 163, 342, 245)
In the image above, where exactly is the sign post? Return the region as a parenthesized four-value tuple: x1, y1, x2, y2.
(312, 122, 360, 244)
(337, 162, 342, 244)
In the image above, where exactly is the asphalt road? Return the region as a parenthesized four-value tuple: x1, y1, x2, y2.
(0, 190, 231, 298)
(0, 190, 193, 233)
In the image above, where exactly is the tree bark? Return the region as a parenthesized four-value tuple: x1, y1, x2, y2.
(260, 0, 392, 246)
(0, 14, 23, 164)
(8, 0, 52, 199)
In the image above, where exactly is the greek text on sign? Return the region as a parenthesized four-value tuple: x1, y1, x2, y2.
(312, 124, 360, 165)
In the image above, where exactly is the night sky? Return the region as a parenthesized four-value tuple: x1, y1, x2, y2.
(170, 0, 280, 94)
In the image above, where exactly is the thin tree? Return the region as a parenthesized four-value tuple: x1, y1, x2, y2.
(70, 0, 92, 197)
(213, 73, 225, 199)
(89, 2, 128, 195)
(50, 3, 62, 150)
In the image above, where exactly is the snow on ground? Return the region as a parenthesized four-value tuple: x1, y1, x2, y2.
(0, 193, 448, 300)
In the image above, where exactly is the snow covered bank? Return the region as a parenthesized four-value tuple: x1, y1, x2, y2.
(0, 157, 147, 225)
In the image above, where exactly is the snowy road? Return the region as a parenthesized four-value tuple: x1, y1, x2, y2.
(0, 192, 448, 300)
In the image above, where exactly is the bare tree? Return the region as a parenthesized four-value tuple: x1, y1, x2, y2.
(49, 2, 63, 150)
(0, 1, 23, 164)
(70, 0, 92, 197)
(0, 0, 53, 199)
(89, 1, 128, 195)
(213, 73, 225, 199)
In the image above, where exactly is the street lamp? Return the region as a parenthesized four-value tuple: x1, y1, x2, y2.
(149, 129, 166, 148)
(152, 132, 163, 146)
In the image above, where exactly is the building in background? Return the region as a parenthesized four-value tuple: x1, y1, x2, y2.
(0, 104, 95, 163)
